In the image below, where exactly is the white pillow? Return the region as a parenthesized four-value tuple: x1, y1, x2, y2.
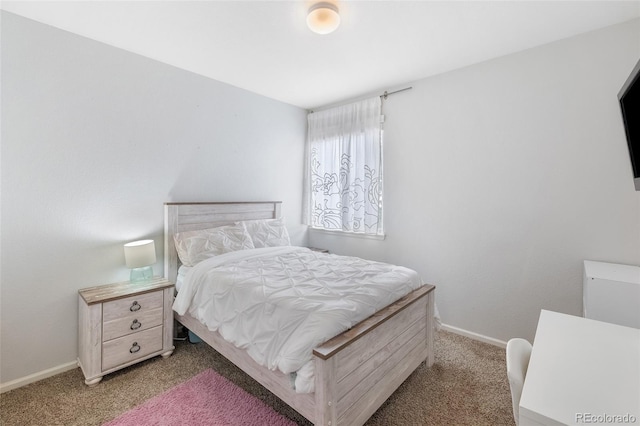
(241, 218, 291, 248)
(173, 222, 255, 267)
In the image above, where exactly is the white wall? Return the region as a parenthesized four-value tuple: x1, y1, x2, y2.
(2, 10, 639, 387)
(310, 19, 640, 343)
(0, 12, 307, 384)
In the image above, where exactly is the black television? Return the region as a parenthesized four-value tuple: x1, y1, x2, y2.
(618, 58, 640, 191)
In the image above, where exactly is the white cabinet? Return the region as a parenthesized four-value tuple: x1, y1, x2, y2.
(583, 260, 640, 328)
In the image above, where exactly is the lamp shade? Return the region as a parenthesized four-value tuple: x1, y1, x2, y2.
(307, 2, 340, 35)
(124, 240, 156, 269)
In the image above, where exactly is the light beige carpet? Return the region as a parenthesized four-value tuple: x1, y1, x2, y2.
(0, 330, 514, 425)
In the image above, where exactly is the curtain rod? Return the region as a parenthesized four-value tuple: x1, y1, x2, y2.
(309, 86, 413, 113)
(381, 86, 412, 99)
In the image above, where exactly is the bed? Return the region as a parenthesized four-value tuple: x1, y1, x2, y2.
(164, 201, 435, 426)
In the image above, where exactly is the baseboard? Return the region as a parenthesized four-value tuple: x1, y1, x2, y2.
(0, 360, 78, 393)
(441, 323, 507, 348)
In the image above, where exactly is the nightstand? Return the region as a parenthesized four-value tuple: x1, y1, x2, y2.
(77, 277, 174, 386)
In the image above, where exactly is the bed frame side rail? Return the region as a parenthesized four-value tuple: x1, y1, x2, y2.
(174, 311, 317, 421)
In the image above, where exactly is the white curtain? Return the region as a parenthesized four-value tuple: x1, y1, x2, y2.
(303, 96, 383, 235)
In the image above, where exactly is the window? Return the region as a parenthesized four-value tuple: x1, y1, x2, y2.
(303, 97, 383, 236)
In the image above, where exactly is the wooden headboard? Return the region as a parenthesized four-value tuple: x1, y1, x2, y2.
(164, 201, 282, 283)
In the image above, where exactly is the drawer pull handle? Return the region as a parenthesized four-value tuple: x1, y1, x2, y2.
(130, 342, 141, 353)
(130, 319, 142, 330)
(130, 301, 141, 312)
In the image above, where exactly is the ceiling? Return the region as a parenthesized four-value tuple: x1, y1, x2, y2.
(2, 1, 639, 109)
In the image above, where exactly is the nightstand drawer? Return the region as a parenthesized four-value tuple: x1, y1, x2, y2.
(103, 291, 163, 322)
(102, 307, 163, 341)
(102, 325, 163, 371)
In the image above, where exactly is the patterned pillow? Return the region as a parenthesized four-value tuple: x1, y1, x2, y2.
(173, 222, 255, 267)
(240, 218, 291, 248)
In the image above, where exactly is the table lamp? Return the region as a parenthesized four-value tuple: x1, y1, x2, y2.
(124, 239, 156, 283)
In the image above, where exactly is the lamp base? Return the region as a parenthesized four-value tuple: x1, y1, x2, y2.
(130, 266, 153, 283)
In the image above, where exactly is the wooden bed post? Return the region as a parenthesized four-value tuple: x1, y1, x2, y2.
(426, 290, 435, 367)
(164, 204, 179, 281)
(315, 357, 337, 426)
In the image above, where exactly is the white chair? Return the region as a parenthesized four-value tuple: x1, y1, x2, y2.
(506, 338, 533, 425)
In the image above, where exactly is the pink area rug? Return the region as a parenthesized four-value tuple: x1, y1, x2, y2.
(103, 369, 296, 426)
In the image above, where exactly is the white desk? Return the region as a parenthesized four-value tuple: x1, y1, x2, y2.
(520, 310, 640, 426)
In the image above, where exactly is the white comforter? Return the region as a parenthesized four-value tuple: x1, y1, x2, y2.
(173, 246, 423, 393)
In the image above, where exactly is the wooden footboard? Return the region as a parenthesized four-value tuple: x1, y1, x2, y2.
(176, 284, 435, 426)
(313, 284, 435, 426)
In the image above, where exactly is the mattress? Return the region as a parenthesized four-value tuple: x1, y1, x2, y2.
(173, 246, 424, 393)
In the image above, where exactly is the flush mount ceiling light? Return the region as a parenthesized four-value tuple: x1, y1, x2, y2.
(307, 2, 340, 35)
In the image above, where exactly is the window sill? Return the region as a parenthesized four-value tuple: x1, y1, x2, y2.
(308, 227, 386, 241)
